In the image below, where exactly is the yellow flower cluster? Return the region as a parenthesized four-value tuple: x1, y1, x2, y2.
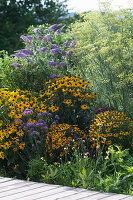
(0, 88, 40, 159)
(88, 110, 133, 150)
(45, 123, 87, 158)
(39, 76, 97, 111)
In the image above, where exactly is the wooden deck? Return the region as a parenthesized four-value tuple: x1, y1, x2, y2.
(0, 176, 133, 200)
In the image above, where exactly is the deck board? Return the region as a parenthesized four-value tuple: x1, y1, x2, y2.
(0, 177, 132, 200)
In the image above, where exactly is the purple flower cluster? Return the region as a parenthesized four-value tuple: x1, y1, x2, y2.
(38, 47, 47, 52)
(21, 49, 34, 55)
(45, 34, 52, 42)
(23, 109, 33, 115)
(50, 47, 60, 55)
(15, 53, 26, 58)
(49, 24, 59, 31)
(47, 61, 57, 66)
(51, 73, 57, 79)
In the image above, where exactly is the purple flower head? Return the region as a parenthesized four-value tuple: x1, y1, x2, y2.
(17, 119, 22, 123)
(27, 122, 35, 127)
(21, 49, 34, 55)
(56, 28, 62, 34)
(44, 126, 48, 130)
(31, 131, 40, 135)
(32, 144, 35, 147)
(52, 122, 56, 126)
(47, 61, 57, 66)
(59, 62, 67, 67)
(27, 58, 32, 63)
(51, 44, 59, 49)
(37, 113, 42, 117)
(49, 24, 59, 31)
(38, 47, 47, 52)
(70, 40, 76, 48)
(55, 115, 60, 120)
(37, 34, 42, 40)
(34, 28, 41, 33)
(51, 73, 57, 79)
(42, 111, 48, 115)
(48, 113, 52, 117)
(15, 53, 26, 58)
(38, 119, 44, 123)
(20, 35, 30, 42)
(45, 34, 52, 42)
(61, 51, 66, 56)
(63, 41, 70, 48)
(50, 47, 60, 55)
(23, 109, 33, 115)
(12, 62, 22, 68)
(27, 36, 33, 40)
(67, 50, 73, 58)
(36, 123, 44, 127)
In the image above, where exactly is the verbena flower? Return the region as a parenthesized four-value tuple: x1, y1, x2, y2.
(37, 34, 42, 40)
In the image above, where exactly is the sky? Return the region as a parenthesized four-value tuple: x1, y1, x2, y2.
(65, 0, 133, 13)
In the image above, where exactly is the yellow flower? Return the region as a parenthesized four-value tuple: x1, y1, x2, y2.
(19, 142, 25, 150)
(14, 164, 19, 170)
(81, 105, 88, 110)
(0, 151, 4, 159)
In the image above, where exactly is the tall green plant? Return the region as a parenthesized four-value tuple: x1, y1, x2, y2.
(69, 9, 133, 117)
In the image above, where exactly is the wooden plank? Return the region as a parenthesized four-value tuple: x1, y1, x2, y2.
(14, 186, 78, 200)
(100, 194, 133, 200)
(58, 191, 102, 200)
(0, 184, 61, 200)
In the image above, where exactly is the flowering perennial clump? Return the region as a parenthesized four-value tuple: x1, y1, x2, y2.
(45, 123, 87, 161)
(88, 110, 133, 151)
(39, 75, 97, 126)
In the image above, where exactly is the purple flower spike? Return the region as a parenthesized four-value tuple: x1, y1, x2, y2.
(37, 34, 42, 40)
(51, 44, 59, 49)
(17, 119, 22, 123)
(50, 47, 60, 55)
(12, 62, 21, 68)
(49, 24, 59, 31)
(67, 50, 73, 57)
(34, 28, 41, 33)
(27, 36, 33, 40)
(56, 28, 62, 34)
(37, 140, 41, 144)
(15, 53, 26, 58)
(70, 40, 76, 48)
(45, 34, 52, 42)
(20, 35, 30, 42)
(21, 49, 34, 55)
(59, 62, 67, 67)
(42, 111, 47, 115)
(47, 61, 57, 66)
(63, 41, 70, 48)
(38, 47, 47, 52)
(51, 73, 57, 79)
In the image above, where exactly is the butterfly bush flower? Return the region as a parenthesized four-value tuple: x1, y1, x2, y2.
(63, 41, 70, 48)
(45, 34, 52, 42)
(51, 44, 59, 49)
(49, 24, 59, 31)
(50, 47, 60, 55)
(37, 34, 42, 40)
(67, 50, 73, 57)
(38, 47, 47, 52)
(56, 28, 62, 34)
(59, 62, 67, 67)
(21, 49, 34, 55)
(47, 61, 57, 66)
(34, 28, 41, 33)
(20, 35, 30, 42)
(12, 62, 21, 67)
(27, 36, 33, 40)
(70, 40, 76, 48)
(15, 53, 26, 58)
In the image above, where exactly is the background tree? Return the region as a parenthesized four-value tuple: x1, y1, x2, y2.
(0, 0, 68, 54)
